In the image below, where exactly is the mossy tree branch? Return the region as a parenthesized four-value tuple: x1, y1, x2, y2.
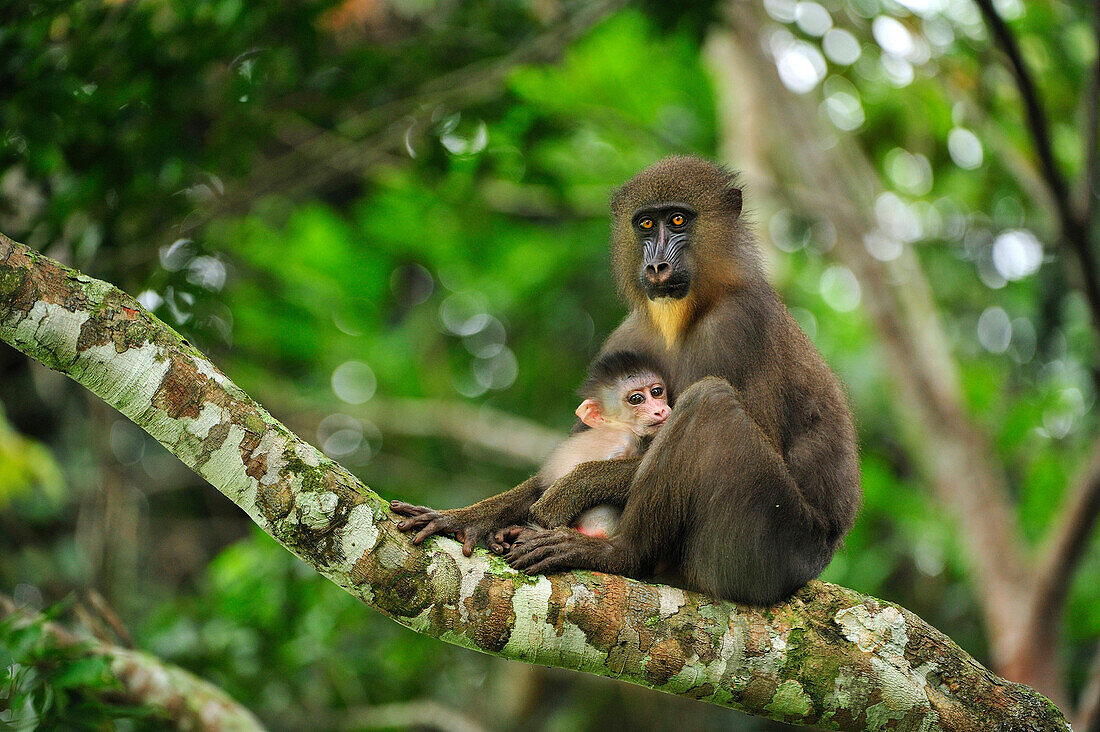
(0, 233, 1070, 731)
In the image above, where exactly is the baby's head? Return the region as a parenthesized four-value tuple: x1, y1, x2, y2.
(575, 351, 671, 437)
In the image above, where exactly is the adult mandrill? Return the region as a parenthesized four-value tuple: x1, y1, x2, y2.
(392, 156, 861, 605)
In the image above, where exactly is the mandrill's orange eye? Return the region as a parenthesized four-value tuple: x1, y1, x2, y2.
(640, 218, 654, 230)
(671, 213, 685, 226)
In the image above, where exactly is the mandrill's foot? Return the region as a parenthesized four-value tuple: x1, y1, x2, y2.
(390, 501, 490, 557)
(504, 526, 611, 576)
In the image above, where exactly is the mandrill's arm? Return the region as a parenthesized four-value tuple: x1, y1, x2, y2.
(529, 458, 640, 527)
(391, 476, 543, 556)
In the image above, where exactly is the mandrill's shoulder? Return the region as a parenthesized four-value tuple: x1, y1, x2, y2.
(601, 311, 663, 355)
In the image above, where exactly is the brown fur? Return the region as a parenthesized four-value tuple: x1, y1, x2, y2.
(393, 157, 861, 606)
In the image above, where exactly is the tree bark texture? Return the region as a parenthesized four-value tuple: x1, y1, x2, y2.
(0, 233, 1069, 731)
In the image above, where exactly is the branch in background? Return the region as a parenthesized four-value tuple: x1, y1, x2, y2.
(265, 387, 559, 469)
(0, 594, 264, 732)
(85, 589, 134, 647)
(1009, 437, 1100, 686)
(973, 0, 1100, 334)
(339, 700, 490, 732)
(0, 234, 1072, 730)
(971, 0, 1071, 220)
(937, 70, 1057, 225)
(261, 382, 558, 471)
(971, 1, 1100, 705)
(359, 397, 559, 468)
(710, 5, 1039, 691)
(1076, 642, 1100, 732)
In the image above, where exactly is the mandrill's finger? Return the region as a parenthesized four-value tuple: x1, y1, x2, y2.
(463, 533, 478, 557)
(495, 526, 526, 547)
(508, 537, 574, 572)
(397, 514, 433, 531)
(413, 521, 444, 544)
(525, 555, 569, 575)
(505, 543, 544, 570)
(391, 501, 431, 517)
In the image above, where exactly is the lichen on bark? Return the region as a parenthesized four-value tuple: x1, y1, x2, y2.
(0, 233, 1071, 731)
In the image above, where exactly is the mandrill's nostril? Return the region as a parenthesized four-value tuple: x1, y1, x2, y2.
(645, 262, 672, 284)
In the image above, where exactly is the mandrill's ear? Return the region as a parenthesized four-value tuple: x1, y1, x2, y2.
(725, 183, 743, 220)
(575, 399, 605, 428)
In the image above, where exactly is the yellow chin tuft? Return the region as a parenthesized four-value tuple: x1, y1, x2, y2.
(646, 296, 694, 348)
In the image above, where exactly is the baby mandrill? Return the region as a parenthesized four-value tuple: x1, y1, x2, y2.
(539, 350, 670, 538)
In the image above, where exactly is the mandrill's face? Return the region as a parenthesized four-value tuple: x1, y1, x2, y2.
(631, 202, 695, 301)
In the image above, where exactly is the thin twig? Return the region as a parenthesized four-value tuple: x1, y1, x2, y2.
(972, 0, 1071, 221)
(1083, 6, 1100, 231)
(1030, 442, 1100, 630)
(86, 589, 134, 647)
(973, 0, 1100, 332)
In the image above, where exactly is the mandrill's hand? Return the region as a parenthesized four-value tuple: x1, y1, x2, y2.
(390, 501, 493, 557)
(503, 526, 609, 576)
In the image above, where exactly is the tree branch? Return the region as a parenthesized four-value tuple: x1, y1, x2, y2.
(0, 594, 264, 731)
(972, 0, 1071, 223)
(1075, 640, 1100, 732)
(329, 700, 490, 732)
(1006, 436, 1100, 688)
(257, 379, 560, 469)
(0, 234, 1072, 730)
(359, 397, 560, 467)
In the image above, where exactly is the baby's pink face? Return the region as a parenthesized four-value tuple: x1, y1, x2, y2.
(622, 377, 670, 435)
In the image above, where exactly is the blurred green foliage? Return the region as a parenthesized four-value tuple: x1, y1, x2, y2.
(0, 406, 63, 510)
(1, 603, 162, 729)
(1, 0, 1098, 729)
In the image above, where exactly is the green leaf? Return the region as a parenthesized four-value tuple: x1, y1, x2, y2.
(51, 657, 112, 691)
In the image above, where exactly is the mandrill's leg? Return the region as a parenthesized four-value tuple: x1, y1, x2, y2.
(391, 476, 543, 557)
(506, 377, 826, 605)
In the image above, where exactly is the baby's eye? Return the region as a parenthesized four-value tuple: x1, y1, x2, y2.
(651, 386, 664, 398)
(628, 393, 645, 405)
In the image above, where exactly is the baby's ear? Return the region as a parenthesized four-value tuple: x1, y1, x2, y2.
(575, 399, 604, 428)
